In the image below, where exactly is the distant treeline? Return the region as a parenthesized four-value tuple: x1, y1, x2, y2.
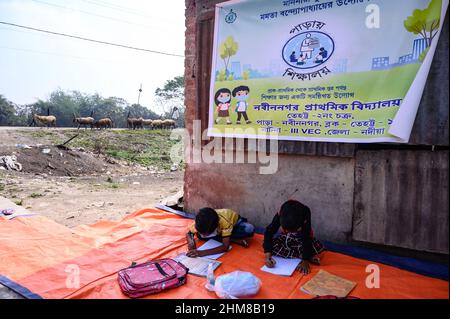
(0, 89, 184, 128)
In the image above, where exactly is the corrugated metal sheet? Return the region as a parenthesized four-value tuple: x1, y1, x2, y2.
(353, 150, 449, 253)
(409, 12, 449, 146)
(278, 141, 355, 158)
(220, 139, 355, 157)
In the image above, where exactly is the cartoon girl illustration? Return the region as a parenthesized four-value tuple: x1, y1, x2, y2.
(214, 88, 232, 125)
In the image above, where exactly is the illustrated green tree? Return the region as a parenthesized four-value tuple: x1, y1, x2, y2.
(404, 0, 441, 48)
(227, 74, 234, 81)
(242, 70, 250, 80)
(217, 70, 227, 82)
(219, 36, 239, 75)
(419, 47, 431, 62)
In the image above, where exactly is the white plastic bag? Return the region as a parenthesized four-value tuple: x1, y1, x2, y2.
(214, 271, 261, 299)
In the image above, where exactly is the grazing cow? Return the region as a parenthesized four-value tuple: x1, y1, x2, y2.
(162, 119, 176, 130)
(30, 113, 57, 128)
(93, 118, 113, 130)
(127, 112, 143, 130)
(142, 119, 153, 129)
(73, 114, 95, 130)
(151, 119, 163, 130)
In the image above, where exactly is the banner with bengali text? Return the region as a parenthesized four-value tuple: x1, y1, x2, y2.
(208, 0, 448, 143)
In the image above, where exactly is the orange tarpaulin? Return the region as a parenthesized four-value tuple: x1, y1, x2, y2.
(0, 209, 448, 299)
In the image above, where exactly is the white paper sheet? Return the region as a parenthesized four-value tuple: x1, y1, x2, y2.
(260, 256, 302, 276)
(197, 239, 231, 260)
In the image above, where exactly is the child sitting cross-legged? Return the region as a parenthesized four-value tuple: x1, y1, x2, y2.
(186, 208, 255, 258)
(263, 200, 325, 274)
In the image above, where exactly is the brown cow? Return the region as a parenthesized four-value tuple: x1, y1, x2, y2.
(151, 119, 163, 130)
(93, 118, 113, 130)
(127, 112, 143, 130)
(162, 119, 176, 130)
(142, 119, 153, 129)
(73, 114, 94, 130)
(30, 114, 57, 128)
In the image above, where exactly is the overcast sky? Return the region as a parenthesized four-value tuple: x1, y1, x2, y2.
(0, 0, 185, 113)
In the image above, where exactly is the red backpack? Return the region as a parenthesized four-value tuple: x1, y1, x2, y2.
(118, 259, 188, 298)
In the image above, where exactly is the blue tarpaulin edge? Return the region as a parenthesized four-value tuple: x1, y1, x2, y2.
(0, 275, 43, 299)
(322, 241, 449, 281)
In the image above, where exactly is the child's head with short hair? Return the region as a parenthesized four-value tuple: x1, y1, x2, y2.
(232, 86, 250, 98)
(279, 200, 309, 233)
(195, 207, 219, 236)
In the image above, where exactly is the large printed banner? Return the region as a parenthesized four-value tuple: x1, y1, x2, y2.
(208, 0, 448, 143)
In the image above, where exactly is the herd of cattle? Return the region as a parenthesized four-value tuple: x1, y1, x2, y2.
(28, 111, 176, 130)
(126, 115, 176, 130)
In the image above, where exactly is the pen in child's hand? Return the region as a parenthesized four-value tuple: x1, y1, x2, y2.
(187, 232, 196, 250)
(265, 253, 276, 268)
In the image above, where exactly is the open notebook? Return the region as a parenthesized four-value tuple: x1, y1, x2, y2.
(301, 270, 357, 297)
(173, 239, 229, 277)
(173, 254, 221, 277)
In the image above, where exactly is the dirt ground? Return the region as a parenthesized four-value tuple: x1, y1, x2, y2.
(0, 127, 184, 227)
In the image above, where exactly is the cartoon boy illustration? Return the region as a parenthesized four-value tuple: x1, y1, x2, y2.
(214, 88, 232, 125)
(232, 85, 251, 125)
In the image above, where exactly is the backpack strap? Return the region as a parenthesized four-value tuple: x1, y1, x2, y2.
(154, 262, 169, 277)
